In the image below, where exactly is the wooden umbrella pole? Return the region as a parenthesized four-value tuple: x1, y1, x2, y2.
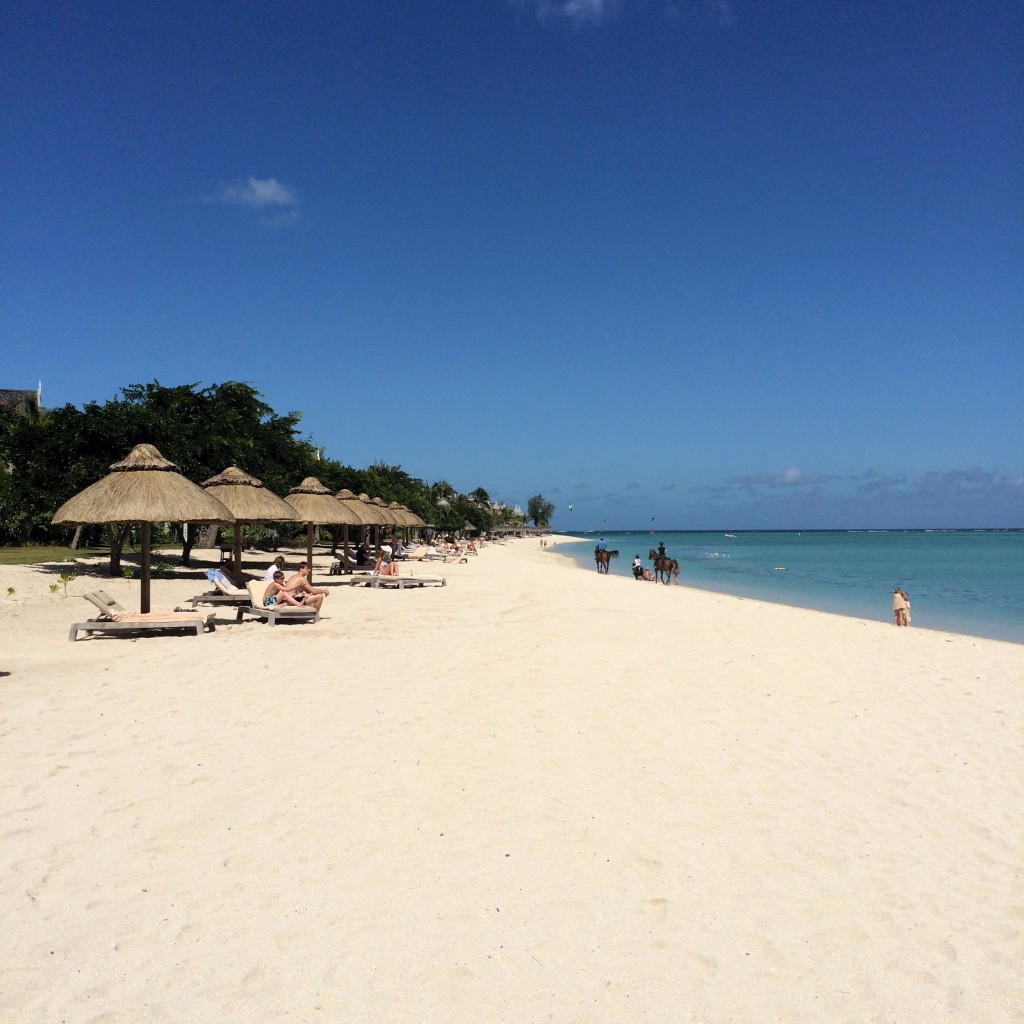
(233, 529, 243, 584)
(307, 523, 315, 582)
(140, 521, 152, 614)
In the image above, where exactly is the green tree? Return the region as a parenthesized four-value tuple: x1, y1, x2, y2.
(0, 381, 319, 568)
(527, 494, 555, 527)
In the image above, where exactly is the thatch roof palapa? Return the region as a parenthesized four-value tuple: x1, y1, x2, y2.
(54, 444, 234, 526)
(52, 443, 234, 613)
(370, 496, 401, 527)
(334, 489, 380, 526)
(201, 466, 298, 577)
(285, 477, 360, 580)
(201, 467, 298, 522)
(355, 493, 391, 526)
(387, 502, 415, 528)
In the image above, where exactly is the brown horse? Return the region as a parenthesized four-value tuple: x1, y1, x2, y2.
(595, 548, 619, 574)
(648, 549, 680, 584)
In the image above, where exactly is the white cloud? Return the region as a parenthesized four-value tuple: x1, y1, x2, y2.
(727, 467, 832, 489)
(219, 177, 298, 209)
(515, 0, 734, 27)
(518, 0, 611, 23)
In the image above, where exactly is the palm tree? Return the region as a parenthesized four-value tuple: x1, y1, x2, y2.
(430, 480, 458, 505)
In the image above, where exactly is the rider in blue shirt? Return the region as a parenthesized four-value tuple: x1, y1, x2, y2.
(596, 537, 607, 552)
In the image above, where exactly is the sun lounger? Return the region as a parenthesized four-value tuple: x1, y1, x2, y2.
(404, 546, 445, 561)
(346, 575, 447, 589)
(70, 590, 215, 641)
(182, 570, 252, 615)
(328, 555, 374, 576)
(240, 581, 319, 625)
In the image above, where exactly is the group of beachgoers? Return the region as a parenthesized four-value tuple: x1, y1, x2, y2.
(591, 537, 674, 583)
(259, 537, 483, 602)
(892, 587, 912, 626)
(261, 557, 330, 611)
(630, 554, 660, 582)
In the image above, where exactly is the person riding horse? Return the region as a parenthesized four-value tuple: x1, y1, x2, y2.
(648, 548, 680, 585)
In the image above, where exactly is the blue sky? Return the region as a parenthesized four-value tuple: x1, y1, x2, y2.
(3, 1, 1021, 529)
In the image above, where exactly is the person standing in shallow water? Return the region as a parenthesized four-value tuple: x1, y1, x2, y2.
(893, 587, 908, 626)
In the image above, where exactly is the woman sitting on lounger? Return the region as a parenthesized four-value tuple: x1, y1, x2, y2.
(263, 572, 306, 608)
(374, 545, 399, 576)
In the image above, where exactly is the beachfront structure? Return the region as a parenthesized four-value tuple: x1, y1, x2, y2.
(0, 383, 42, 416)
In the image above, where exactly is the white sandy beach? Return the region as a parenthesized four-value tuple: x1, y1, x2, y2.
(2, 538, 1021, 1023)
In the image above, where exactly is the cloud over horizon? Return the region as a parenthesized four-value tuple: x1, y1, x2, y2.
(219, 177, 298, 209)
(516, 0, 735, 27)
(523, 0, 609, 22)
(687, 465, 1023, 528)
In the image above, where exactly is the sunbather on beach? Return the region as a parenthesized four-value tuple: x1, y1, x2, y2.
(263, 572, 305, 607)
(374, 546, 399, 576)
(284, 563, 328, 612)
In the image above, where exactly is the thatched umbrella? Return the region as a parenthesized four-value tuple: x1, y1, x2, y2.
(201, 466, 298, 580)
(355, 493, 391, 526)
(335, 489, 379, 527)
(369, 496, 403, 549)
(400, 504, 429, 529)
(334, 489, 380, 562)
(388, 502, 426, 546)
(285, 477, 361, 580)
(351, 492, 389, 552)
(388, 502, 419, 529)
(52, 443, 234, 613)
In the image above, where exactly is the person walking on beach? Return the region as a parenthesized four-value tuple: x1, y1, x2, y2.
(893, 587, 908, 626)
(901, 590, 911, 625)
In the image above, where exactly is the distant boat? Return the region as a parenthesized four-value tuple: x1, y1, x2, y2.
(724, 533, 736, 538)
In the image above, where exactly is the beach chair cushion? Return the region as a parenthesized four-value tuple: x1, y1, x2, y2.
(210, 569, 249, 598)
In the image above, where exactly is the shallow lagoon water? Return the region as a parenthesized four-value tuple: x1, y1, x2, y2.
(557, 530, 1024, 645)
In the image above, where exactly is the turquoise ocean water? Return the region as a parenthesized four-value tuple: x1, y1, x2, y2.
(555, 531, 1024, 645)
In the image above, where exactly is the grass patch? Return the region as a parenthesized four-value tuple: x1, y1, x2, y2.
(0, 546, 109, 566)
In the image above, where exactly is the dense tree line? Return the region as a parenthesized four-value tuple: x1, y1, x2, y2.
(0, 381, 538, 551)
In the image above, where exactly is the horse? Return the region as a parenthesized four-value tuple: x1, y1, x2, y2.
(648, 549, 680, 585)
(595, 548, 619, 574)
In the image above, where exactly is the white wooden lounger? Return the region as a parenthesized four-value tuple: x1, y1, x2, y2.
(240, 582, 319, 625)
(347, 576, 447, 589)
(70, 591, 214, 641)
